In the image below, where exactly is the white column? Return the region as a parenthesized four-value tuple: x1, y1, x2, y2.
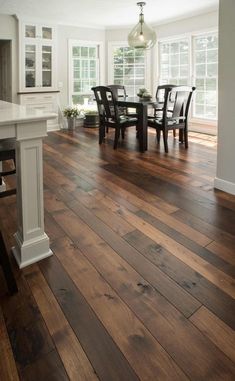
(12, 120, 52, 268)
(214, 0, 235, 195)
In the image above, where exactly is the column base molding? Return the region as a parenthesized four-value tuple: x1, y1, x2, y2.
(12, 232, 53, 268)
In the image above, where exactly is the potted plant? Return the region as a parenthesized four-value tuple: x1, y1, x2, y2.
(63, 106, 81, 130)
(137, 88, 152, 100)
(84, 110, 99, 128)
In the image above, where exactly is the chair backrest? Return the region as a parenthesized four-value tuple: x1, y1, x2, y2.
(163, 86, 196, 122)
(91, 86, 119, 122)
(155, 84, 177, 104)
(108, 85, 127, 99)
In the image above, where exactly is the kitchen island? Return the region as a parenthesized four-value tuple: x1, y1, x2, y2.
(0, 100, 56, 268)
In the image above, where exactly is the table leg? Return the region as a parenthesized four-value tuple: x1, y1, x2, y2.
(137, 104, 148, 152)
(12, 121, 52, 268)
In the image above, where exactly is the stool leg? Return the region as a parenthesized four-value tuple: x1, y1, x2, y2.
(0, 231, 18, 295)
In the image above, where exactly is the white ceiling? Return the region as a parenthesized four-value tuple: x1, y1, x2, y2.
(0, 0, 219, 28)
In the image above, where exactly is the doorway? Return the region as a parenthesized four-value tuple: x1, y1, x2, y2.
(0, 40, 12, 102)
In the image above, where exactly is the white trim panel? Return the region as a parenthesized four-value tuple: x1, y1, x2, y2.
(214, 177, 235, 196)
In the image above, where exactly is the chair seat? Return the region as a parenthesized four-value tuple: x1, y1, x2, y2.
(107, 116, 137, 125)
(148, 118, 178, 127)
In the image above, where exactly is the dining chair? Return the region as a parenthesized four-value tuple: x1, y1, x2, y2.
(148, 86, 196, 153)
(107, 84, 127, 99)
(152, 84, 177, 138)
(92, 86, 137, 149)
(0, 138, 16, 198)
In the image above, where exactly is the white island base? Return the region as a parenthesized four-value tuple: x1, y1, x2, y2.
(0, 101, 56, 268)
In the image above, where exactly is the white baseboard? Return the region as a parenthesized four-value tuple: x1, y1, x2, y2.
(47, 125, 60, 132)
(214, 177, 235, 195)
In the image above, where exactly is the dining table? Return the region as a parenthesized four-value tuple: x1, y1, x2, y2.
(117, 96, 156, 152)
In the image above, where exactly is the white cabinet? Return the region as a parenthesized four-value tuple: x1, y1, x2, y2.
(18, 92, 60, 131)
(19, 23, 57, 91)
(18, 21, 60, 131)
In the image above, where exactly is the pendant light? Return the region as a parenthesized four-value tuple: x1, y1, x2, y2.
(128, 2, 156, 49)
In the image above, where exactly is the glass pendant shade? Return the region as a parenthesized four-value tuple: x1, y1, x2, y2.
(128, 2, 156, 49)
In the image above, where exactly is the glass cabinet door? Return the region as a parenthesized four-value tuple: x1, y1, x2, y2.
(21, 23, 55, 90)
(42, 45, 52, 87)
(25, 44, 36, 87)
(25, 25, 36, 38)
(42, 27, 52, 40)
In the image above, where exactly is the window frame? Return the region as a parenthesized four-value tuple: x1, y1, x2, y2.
(192, 31, 218, 121)
(68, 39, 105, 105)
(108, 41, 151, 97)
(158, 36, 191, 87)
(157, 29, 218, 124)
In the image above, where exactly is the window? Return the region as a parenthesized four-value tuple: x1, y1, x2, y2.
(70, 42, 100, 105)
(193, 34, 218, 120)
(109, 44, 149, 97)
(159, 39, 189, 85)
(158, 32, 218, 121)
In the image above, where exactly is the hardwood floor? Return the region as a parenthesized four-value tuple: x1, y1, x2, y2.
(0, 126, 235, 380)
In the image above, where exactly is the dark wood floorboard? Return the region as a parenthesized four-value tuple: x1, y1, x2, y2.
(0, 127, 235, 380)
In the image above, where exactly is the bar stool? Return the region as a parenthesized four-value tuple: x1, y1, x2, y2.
(0, 138, 16, 198)
(0, 138, 18, 294)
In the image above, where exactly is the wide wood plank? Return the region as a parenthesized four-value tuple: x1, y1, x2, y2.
(39, 255, 141, 381)
(190, 306, 235, 364)
(23, 264, 99, 381)
(53, 235, 235, 381)
(0, 306, 20, 381)
(124, 229, 235, 330)
(53, 205, 200, 317)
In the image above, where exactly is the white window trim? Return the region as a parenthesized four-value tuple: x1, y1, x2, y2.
(156, 28, 218, 125)
(157, 36, 191, 87)
(108, 41, 151, 95)
(68, 39, 105, 105)
(191, 30, 218, 123)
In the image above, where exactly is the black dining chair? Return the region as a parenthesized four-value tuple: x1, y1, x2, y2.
(148, 86, 196, 153)
(152, 84, 177, 139)
(0, 139, 16, 198)
(92, 86, 137, 149)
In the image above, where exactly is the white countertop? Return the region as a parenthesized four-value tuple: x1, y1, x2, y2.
(0, 100, 57, 126)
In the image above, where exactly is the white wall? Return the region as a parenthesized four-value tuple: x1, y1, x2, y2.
(214, 0, 235, 195)
(155, 11, 218, 38)
(57, 25, 105, 108)
(0, 14, 18, 103)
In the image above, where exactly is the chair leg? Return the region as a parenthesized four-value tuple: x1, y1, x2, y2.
(114, 127, 120, 149)
(184, 126, 188, 149)
(0, 231, 18, 295)
(179, 129, 184, 143)
(163, 129, 169, 153)
(121, 127, 125, 139)
(99, 124, 105, 144)
(156, 130, 161, 143)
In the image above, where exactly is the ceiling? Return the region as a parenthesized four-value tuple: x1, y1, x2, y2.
(0, 0, 219, 28)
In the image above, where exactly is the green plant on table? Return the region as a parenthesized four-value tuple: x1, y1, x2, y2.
(63, 107, 80, 118)
(137, 88, 152, 99)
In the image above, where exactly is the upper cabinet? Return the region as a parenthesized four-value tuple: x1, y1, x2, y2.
(19, 22, 57, 92)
